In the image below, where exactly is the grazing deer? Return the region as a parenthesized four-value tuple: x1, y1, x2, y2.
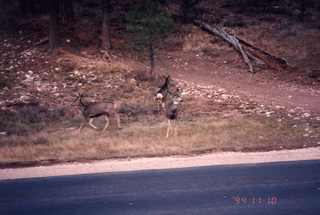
(156, 75, 170, 112)
(165, 88, 183, 138)
(72, 93, 121, 132)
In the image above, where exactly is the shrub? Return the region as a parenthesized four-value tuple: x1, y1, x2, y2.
(47, 106, 76, 122)
(0, 110, 19, 131)
(19, 106, 47, 124)
(0, 72, 14, 89)
(224, 15, 247, 27)
(6, 123, 34, 136)
(119, 103, 151, 116)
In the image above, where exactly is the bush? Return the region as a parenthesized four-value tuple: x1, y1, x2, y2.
(0, 105, 76, 136)
(224, 15, 247, 27)
(19, 106, 47, 124)
(6, 123, 34, 136)
(0, 110, 19, 131)
(0, 72, 13, 89)
(18, 105, 75, 124)
(119, 103, 151, 116)
(47, 106, 76, 122)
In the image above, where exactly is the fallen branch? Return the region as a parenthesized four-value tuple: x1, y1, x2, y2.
(233, 35, 288, 66)
(34, 37, 49, 46)
(20, 35, 31, 41)
(194, 20, 266, 73)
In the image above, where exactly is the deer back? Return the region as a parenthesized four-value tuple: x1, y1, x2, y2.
(157, 75, 170, 99)
(83, 102, 116, 118)
(165, 88, 182, 120)
(165, 100, 179, 119)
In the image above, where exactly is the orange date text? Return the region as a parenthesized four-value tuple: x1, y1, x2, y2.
(233, 196, 277, 205)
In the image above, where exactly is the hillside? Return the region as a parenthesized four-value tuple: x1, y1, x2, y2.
(0, 0, 319, 166)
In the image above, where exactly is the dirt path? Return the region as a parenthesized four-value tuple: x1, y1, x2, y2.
(1, 147, 319, 180)
(166, 67, 320, 116)
(125, 51, 320, 118)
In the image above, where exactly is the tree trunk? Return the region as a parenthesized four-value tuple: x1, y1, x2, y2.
(60, 0, 74, 26)
(101, 0, 111, 50)
(149, 43, 155, 76)
(19, 0, 34, 14)
(48, 0, 60, 53)
(181, 0, 189, 24)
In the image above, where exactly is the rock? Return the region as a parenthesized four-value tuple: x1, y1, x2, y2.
(0, 132, 7, 136)
(302, 113, 310, 118)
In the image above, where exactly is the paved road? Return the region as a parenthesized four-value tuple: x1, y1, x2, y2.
(1, 160, 319, 215)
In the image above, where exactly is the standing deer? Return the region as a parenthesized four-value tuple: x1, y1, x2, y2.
(165, 88, 183, 138)
(156, 75, 170, 112)
(72, 93, 121, 132)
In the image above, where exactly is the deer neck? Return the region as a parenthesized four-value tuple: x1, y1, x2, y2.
(77, 99, 87, 112)
(164, 80, 169, 88)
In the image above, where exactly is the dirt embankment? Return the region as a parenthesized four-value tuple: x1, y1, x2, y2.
(1, 147, 319, 180)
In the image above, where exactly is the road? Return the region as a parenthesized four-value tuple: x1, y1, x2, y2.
(1, 160, 319, 215)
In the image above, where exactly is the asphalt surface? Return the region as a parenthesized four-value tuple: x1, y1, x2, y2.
(1, 160, 320, 215)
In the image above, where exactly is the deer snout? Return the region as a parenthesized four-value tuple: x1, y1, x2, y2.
(156, 93, 163, 101)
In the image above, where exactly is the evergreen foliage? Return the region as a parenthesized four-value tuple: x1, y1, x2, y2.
(125, 0, 174, 75)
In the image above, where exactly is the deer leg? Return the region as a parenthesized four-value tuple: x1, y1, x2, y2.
(115, 113, 122, 129)
(158, 100, 163, 112)
(170, 119, 175, 135)
(77, 119, 86, 132)
(161, 102, 166, 112)
(102, 115, 110, 131)
(89, 118, 99, 129)
(173, 119, 177, 137)
(166, 119, 171, 138)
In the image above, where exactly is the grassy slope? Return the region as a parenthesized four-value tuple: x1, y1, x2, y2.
(0, 0, 320, 166)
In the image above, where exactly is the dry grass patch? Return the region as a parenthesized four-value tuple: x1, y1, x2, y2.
(1, 115, 319, 166)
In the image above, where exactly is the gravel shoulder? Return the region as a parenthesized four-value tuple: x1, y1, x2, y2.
(1, 147, 319, 180)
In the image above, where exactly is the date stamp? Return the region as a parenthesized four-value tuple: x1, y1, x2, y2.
(233, 196, 277, 205)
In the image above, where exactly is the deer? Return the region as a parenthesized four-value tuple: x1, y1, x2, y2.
(72, 93, 121, 132)
(165, 88, 183, 138)
(156, 75, 170, 112)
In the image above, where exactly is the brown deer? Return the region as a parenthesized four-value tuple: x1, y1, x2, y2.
(165, 88, 183, 138)
(156, 75, 170, 112)
(72, 93, 121, 132)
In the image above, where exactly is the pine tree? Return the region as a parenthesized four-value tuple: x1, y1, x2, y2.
(101, 0, 111, 50)
(125, 0, 174, 76)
